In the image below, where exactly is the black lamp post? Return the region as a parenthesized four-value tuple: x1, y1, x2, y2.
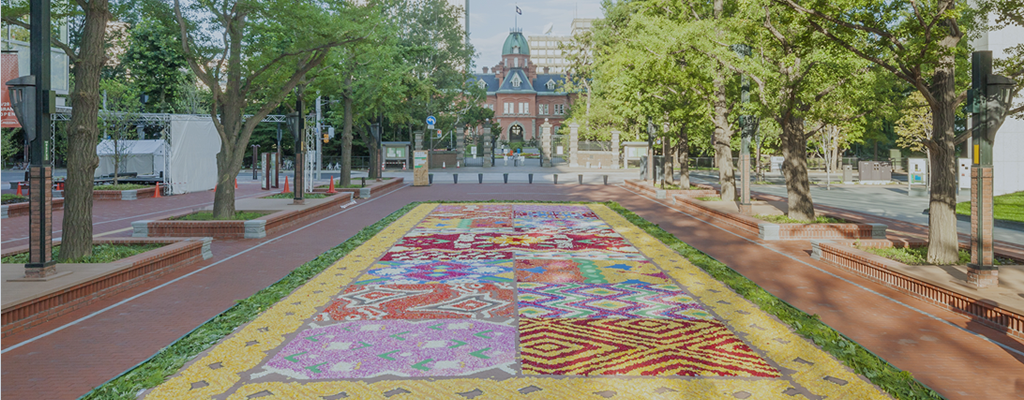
(251, 144, 260, 180)
(646, 117, 655, 181)
(371, 121, 381, 182)
(6, 0, 56, 278)
(732, 43, 754, 209)
(966, 51, 1017, 288)
(286, 109, 304, 204)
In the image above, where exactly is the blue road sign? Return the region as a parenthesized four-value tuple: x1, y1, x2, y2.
(426, 116, 436, 125)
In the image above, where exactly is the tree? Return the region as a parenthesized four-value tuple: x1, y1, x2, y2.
(2, 129, 20, 166)
(97, 78, 142, 184)
(777, 0, 982, 262)
(173, 0, 373, 218)
(122, 18, 191, 112)
(3, 0, 115, 259)
(894, 92, 932, 153)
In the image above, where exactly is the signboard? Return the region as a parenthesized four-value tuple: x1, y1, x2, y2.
(958, 158, 971, 190)
(556, 145, 564, 155)
(470, 145, 477, 158)
(908, 158, 927, 184)
(413, 150, 429, 186)
(1, 52, 19, 128)
(426, 115, 436, 130)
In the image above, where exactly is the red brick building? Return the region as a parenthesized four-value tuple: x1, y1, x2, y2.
(474, 28, 572, 142)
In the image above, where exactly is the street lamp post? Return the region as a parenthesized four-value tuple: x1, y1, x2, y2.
(732, 44, 754, 211)
(371, 121, 381, 182)
(287, 107, 304, 205)
(966, 51, 1016, 288)
(6, 0, 56, 278)
(251, 144, 260, 180)
(646, 118, 655, 182)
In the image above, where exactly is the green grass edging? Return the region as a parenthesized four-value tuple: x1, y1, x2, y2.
(604, 202, 942, 400)
(81, 200, 941, 400)
(79, 203, 421, 400)
(94, 184, 151, 191)
(755, 214, 846, 224)
(2, 243, 166, 264)
(170, 211, 270, 221)
(2, 193, 28, 204)
(955, 191, 1024, 223)
(261, 192, 331, 199)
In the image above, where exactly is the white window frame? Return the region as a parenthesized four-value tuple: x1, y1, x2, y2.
(510, 73, 522, 88)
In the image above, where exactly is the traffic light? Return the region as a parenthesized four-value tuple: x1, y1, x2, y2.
(322, 133, 329, 143)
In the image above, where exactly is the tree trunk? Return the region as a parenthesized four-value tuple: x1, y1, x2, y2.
(60, 0, 110, 260)
(341, 75, 353, 187)
(361, 126, 378, 179)
(924, 60, 960, 264)
(780, 114, 815, 221)
(678, 123, 690, 188)
(712, 76, 736, 201)
(211, 144, 239, 218)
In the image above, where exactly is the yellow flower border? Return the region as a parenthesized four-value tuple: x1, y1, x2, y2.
(143, 202, 888, 399)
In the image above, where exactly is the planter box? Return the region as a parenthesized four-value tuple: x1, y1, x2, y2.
(670, 194, 886, 240)
(623, 179, 718, 200)
(1, 237, 212, 338)
(1, 198, 65, 219)
(812, 240, 1024, 339)
(311, 177, 404, 199)
(93, 186, 157, 201)
(134, 192, 354, 239)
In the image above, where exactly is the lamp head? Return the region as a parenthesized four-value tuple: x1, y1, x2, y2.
(5, 75, 36, 142)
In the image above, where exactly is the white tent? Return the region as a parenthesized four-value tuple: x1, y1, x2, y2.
(95, 139, 167, 178)
(167, 119, 221, 194)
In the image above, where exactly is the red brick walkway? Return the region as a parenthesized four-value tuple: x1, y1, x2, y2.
(1, 183, 1022, 399)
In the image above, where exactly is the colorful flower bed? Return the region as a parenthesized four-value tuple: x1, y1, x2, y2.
(124, 202, 907, 399)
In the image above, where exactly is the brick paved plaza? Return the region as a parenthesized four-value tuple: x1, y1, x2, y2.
(2, 178, 1023, 399)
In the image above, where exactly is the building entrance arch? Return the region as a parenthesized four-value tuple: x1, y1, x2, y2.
(509, 123, 524, 142)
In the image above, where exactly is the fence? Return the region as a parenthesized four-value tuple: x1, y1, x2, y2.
(686, 156, 866, 171)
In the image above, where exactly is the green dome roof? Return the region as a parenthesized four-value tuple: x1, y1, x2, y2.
(502, 30, 530, 56)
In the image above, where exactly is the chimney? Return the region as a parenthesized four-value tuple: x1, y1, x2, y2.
(543, 67, 550, 74)
(483, 66, 489, 74)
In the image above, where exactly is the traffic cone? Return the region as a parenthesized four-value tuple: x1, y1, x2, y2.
(154, 182, 162, 198)
(403, 162, 407, 171)
(443, 162, 446, 169)
(283, 176, 291, 193)
(16, 182, 23, 196)
(234, 178, 238, 189)
(327, 176, 337, 194)
(456, 161, 460, 168)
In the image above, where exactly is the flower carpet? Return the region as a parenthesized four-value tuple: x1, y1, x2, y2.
(143, 203, 889, 399)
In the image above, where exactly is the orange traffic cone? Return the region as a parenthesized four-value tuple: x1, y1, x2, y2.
(282, 176, 291, 193)
(234, 178, 238, 189)
(327, 176, 337, 194)
(154, 182, 162, 198)
(16, 182, 23, 196)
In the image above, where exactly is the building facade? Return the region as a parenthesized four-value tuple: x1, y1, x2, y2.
(527, 18, 595, 73)
(474, 28, 572, 142)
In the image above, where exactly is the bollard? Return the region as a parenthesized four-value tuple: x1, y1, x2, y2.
(503, 173, 509, 184)
(429, 174, 434, 184)
(528, 173, 534, 184)
(361, 177, 366, 187)
(598, 162, 602, 169)
(478, 173, 483, 184)
(586, 162, 591, 169)
(453, 173, 459, 184)
(603, 175, 609, 185)
(553, 174, 558, 185)
(578, 174, 583, 184)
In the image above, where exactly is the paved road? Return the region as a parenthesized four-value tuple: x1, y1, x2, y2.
(690, 171, 1024, 245)
(2, 183, 1022, 399)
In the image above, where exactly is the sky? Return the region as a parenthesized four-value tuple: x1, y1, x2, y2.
(452, 0, 605, 72)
